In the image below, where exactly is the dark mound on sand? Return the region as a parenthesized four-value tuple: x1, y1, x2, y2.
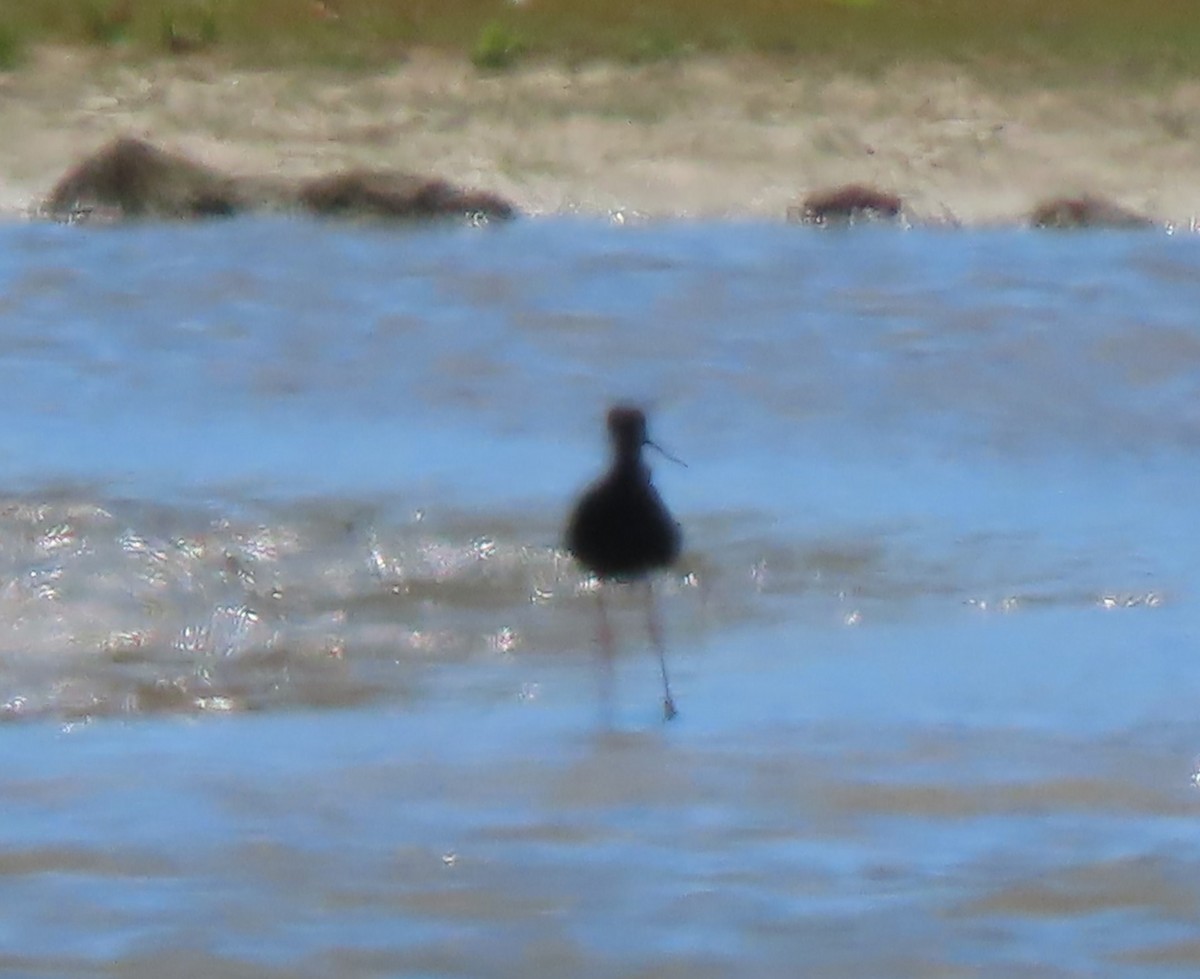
(789, 183, 903, 226)
(44, 137, 248, 220)
(44, 137, 517, 224)
(1029, 194, 1154, 230)
(297, 169, 514, 221)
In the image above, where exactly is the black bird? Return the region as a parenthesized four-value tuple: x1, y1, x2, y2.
(566, 405, 683, 720)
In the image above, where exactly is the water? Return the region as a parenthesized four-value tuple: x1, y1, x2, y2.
(2, 217, 1200, 976)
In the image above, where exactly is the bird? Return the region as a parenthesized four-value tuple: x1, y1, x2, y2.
(566, 405, 683, 720)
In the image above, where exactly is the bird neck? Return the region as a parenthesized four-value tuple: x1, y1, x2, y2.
(612, 448, 648, 480)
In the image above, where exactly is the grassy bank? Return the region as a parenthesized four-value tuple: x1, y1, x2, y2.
(0, 0, 1197, 78)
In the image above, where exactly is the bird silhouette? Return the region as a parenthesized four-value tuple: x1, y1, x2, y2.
(566, 405, 682, 720)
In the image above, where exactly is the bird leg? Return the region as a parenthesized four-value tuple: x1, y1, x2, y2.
(643, 580, 677, 721)
(595, 588, 615, 725)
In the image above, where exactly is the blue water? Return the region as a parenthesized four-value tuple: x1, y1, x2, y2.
(2, 217, 1200, 976)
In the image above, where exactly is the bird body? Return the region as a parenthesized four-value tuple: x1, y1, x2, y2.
(566, 455, 681, 580)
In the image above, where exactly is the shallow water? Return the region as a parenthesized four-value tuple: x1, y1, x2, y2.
(2, 217, 1200, 976)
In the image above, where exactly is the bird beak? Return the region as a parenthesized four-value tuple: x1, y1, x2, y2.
(646, 439, 687, 468)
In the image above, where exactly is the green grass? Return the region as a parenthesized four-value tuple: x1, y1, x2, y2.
(0, 0, 1196, 79)
(470, 19, 524, 71)
(81, 1, 132, 46)
(159, 3, 219, 54)
(0, 20, 23, 69)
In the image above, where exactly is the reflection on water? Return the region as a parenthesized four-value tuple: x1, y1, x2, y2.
(1, 219, 1200, 975)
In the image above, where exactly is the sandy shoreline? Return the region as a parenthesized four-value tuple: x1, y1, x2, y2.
(4, 46, 1200, 226)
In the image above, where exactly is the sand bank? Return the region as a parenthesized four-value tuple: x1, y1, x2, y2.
(4, 47, 1200, 226)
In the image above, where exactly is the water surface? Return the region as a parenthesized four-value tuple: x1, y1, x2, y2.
(1, 218, 1200, 976)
